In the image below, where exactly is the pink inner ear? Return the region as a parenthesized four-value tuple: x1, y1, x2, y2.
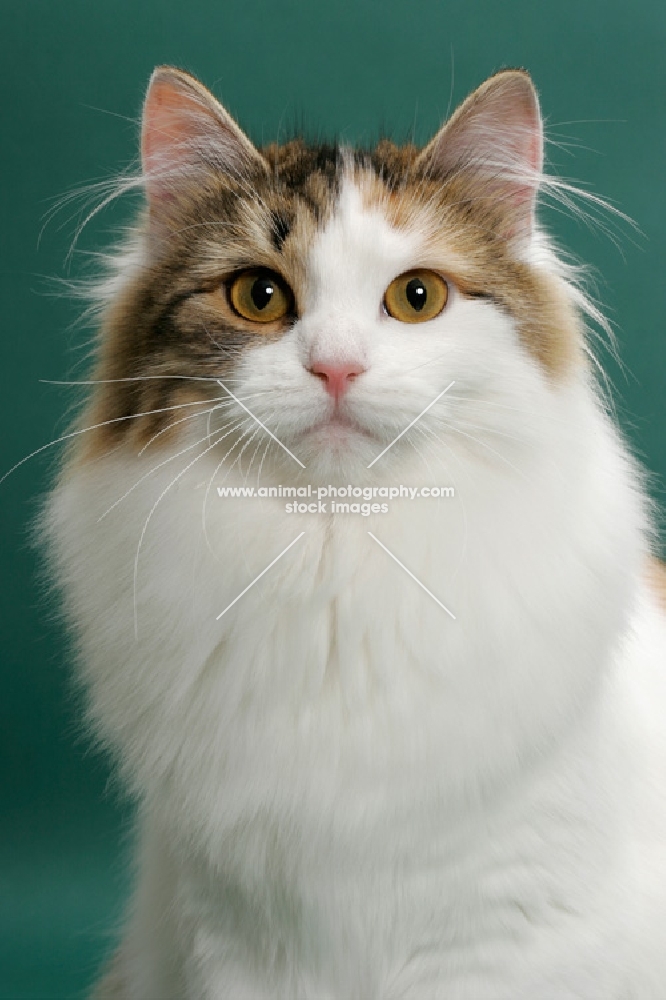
(140, 70, 265, 214)
(420, 72, 544, 243)
(142, 81, 191, 172)
(527, 128, 543, 177)
(141, 79, 208, 203)
(500, 116, 543, 223)
(497, 94, 543, 186)
(462, 91, 542, 194)
(484, 85, 543, 235)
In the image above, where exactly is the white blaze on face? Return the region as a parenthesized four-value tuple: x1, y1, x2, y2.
(232, 166, 560, 482)
(297, 175, 421, 372)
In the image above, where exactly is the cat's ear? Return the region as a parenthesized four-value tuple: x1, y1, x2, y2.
(141, 66, 267, 211)
(416, 70, 543, 243)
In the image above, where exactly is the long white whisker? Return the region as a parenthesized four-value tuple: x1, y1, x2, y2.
(200, 421, 260, 557)
(442, 417, 530, 446)
(216, 379, 306, 469)
(255, 433, 274, 490)
(41, 375, 244, 387)
(138, 399, 227, 456)
(414, 423, 470, 585)
(133, 431, 231, 638)
(0, 396, 221, 487)
(99, 414, 239, 521)
(402, 345, 454, 376)
(242, 409, 277, 485)
(445, 423, 532, 484)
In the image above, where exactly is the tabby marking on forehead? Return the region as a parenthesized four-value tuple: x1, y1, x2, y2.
(74, 128, 579, 466)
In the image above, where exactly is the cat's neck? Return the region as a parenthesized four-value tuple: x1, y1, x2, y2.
(63, 375, 641, 832)
(148, 644, 646, 996)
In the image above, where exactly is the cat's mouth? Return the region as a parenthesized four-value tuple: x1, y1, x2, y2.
(305, 411, 375, 441)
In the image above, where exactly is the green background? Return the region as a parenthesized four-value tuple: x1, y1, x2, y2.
(1, 1, 664, 996)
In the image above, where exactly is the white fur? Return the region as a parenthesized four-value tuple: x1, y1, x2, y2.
(45, 175, 666, 998)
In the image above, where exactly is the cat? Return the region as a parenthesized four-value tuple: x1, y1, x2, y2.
(40, 65, 666, 998)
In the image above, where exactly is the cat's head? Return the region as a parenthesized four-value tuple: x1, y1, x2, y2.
(83, 66, 583, 480)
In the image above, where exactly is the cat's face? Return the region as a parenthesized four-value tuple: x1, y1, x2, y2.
(84, 67, 580, 481)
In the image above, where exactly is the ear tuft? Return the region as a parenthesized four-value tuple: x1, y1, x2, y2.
(416, 69, 543, 243)
(141, 66, 267, 209)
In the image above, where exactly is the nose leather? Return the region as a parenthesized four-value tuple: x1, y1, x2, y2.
(309, 361, 366, 400)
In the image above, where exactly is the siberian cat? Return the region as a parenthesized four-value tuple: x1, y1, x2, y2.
(41, 66, 666, 998)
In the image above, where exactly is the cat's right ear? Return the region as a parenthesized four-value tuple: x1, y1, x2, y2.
(141, 66, 267, 219)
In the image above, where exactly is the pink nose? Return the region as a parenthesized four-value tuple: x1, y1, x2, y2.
(309, 361, 366, 400)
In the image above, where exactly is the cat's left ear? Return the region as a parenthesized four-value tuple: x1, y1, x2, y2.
(416, 69, 543, 244)
(141, 66, 267, 214)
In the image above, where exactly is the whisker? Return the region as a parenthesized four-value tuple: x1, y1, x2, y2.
(41, 375, 243, 387)
(404, 425, 439, 483)
(237, 426, 263, 479)
(138, 400, 225, 456)
(98, 413, 240, 521)
(444, 394, 536, 413)
(200, 421, 261, 556)
(414, 423, 470, 584)
(0, 396, 222, 487)
(133, 430, 233, 638)
(255, 433, 274, 490)
(402, 346, 454, 376)
(136, 391, 273, 456)
(222, 422, 262, 480)
(244, 415, 275, 485)
(445, 423, 532, 484)
(442, 417, 530, 446)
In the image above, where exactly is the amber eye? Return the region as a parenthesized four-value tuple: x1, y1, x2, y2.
(229, 269, 292, 324)
(384, 270, 449, 324)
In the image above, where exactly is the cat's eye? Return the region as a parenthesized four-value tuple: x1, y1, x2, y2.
(228, 269, 292, 324)
(384, 270, 449, 324)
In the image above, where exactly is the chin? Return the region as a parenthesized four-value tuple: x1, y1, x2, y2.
(296, 420, 379, 477)
(311, 418, 364, 445)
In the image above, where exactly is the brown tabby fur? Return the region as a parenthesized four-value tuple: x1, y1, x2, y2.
(75, 81, 580, 467)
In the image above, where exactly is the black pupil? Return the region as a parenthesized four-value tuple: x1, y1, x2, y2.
(251, 278, 275, 311)
(406, 277, 427, 311)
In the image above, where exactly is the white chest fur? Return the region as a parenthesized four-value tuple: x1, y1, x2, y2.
(45, 381, 666, 998)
